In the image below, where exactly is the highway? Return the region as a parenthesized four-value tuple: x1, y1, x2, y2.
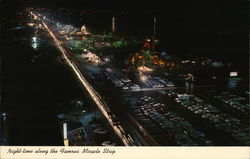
(30, 11, 135, 146)
(30, 12, 158, 146)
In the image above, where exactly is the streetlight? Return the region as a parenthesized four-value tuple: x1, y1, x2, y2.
(140, 75, 148, 92)
(140, 75, 148, 82)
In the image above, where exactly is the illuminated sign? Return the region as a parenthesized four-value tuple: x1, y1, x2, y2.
(63, 123, 67, 139)
(230, 72, 238, 77)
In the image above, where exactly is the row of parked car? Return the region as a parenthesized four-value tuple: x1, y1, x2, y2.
(172, 93, 250, 145)
(102, 67, 142, 91)
(214, 92, 249, 116)
(139, 96, 214, 146)
(151, 76, 175, 87)
(140, 75, 175, 88)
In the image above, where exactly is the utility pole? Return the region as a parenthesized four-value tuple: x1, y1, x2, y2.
(153, 17, 156, 38)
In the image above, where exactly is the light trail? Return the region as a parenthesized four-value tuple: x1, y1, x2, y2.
(30, 11, 134, 146)
(130, 87, 177, 92)
(130, 85, 215, 92)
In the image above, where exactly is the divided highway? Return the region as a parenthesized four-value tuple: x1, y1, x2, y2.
(29, 11, 158, 146)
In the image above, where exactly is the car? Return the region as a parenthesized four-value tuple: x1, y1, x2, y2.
(164, 72, 169, 76)
(102, 141, 116, 146)
(112, 118, 120, 125)
(130, 85, 140, 90)
(157, 84, 164, 88)
(122, 86, 129, 90)
(167, 82, 175, 87)
(121, 78, 131, 83)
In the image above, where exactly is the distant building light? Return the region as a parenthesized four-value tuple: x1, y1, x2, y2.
(161, 51, 167, 56)
(2, 112, 7, 117)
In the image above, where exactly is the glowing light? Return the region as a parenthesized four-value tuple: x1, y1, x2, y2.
(2, 112, 7, 117)
(31, 42, 38, 49)
(181, 60, 190, 64)
(81, 24, 90, 35)
(159, 59, 165, 66)
(31, 36, 39, 49)
(27, 23, 35, 26)
(32, 37, 37, 42)
(41, 20, 133, 146)
(140, 75, 148, 82)
(104, 58, 110, 62)
(63, 123, 67, 139)
(230, 72, 238, 77)
(138, 65, 153, 72)
(82, 52, 100, 63)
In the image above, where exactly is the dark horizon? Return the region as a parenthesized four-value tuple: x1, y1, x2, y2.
(1, 1, 249, 65)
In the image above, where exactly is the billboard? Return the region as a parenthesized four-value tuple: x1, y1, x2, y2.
(230, 72, 238, 77)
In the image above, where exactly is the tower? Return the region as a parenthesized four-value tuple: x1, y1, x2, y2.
(112, 17, 116, 33)
(153, 17, 156, 38)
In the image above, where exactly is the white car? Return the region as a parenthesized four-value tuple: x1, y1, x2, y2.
(156, 84, 164, 88)
(167, 82, 175, 87)
(102, 141, 116, 146)
(121, 78, 131, 83)
(122, 86, 129, 90)
(115, 83, 124, 87)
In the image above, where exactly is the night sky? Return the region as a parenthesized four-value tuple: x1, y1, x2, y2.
(1, 0, 248, 34)
(1, 0, 249, 65)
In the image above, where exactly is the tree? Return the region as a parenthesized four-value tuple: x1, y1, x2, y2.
(141, 49, 153, 65)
